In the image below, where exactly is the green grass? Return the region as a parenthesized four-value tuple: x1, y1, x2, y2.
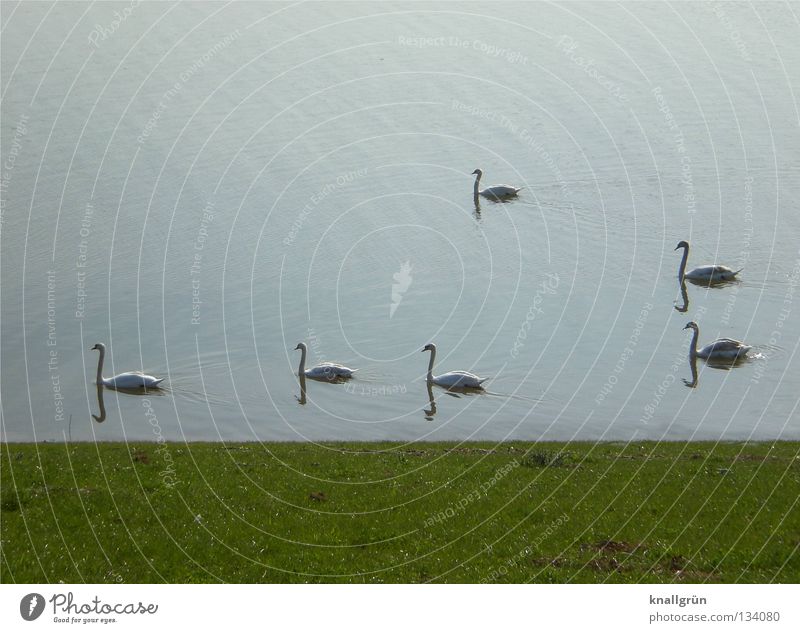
(2, 441, 799, 583)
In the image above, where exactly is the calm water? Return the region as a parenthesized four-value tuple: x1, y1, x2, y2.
(2, 2, 798, 442)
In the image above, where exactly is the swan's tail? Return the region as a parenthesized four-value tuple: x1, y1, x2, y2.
(734, 268, 744, 276)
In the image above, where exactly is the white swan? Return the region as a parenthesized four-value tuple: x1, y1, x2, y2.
(422, 343, 487, 389)
(675, 240, 741, 283)
(91, 343, 164, 389)
(472, 168, 521, 200)
(683, 322, 752, 361)
(295, 342, 356, 381)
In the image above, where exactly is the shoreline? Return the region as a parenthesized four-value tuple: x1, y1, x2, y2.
(4, 438, 798, 445)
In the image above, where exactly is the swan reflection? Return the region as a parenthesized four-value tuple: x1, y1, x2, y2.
(92, 383, 106, 423)
(422, 382, 479, 419)
(424, 383, 437, 420)
(296, 373, 307, 405)
(92, 379, 167, 424)
(674, 278, 689, 313)
(683, 354, 698, 388)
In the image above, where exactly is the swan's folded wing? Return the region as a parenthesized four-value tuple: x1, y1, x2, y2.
(712, 338, 747, 348)
(445, 370, 482, 379)
(687, 264, 738, 278)
(434, 371, 486, 387)
(702, 339, 750, 356)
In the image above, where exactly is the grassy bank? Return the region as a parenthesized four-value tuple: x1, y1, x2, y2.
(2, 441, 798, 583)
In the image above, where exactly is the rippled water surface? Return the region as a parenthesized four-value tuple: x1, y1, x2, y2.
(2, 2, 799, 442)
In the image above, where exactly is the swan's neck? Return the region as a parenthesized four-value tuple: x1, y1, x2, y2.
(298, 347, 307, 376)
(678, 246, 689, 280)
(689, 327, 699, 358)
(473, 172, 481, 196)
(95, 347, 105, 385)
(426, 348, 436, 383)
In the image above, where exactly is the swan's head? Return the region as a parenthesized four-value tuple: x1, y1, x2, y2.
(471, 169, 482, 177)
(294, 342, 307, 352)
(675, 240, 690, 251)
(683, 321, 698, 331)
(90, 343, 104, 351)
(422, 343, 436, 353)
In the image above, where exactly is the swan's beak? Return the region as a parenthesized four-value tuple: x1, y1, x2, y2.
(683, 324, 691, 330)
(294, 344, 301, 350)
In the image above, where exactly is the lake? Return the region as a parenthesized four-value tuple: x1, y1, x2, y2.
(2, 1, 798, 442)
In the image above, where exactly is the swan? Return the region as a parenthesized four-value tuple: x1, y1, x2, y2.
(683, 322, 752, 361)
(675, 240, 741, 283)
(472, 168, 521, 200)
(295, 342, 356, 381)
(91, 343, 164, 389)
(422, 343, 487, 389)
